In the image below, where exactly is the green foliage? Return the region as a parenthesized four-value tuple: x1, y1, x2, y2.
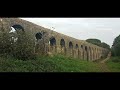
(0, 31, 13, 55)
(0, 55, 103, 72)
(101, 42, 110, 50)
(106, 57, 120, 72)
(86, 39, 101, 46)
(86, 39, 110, 49)
(12, 32, 36, 60)
(107, 57, 120, 63)
(0, 28, 36, 60)
(111, 35, 120, 56)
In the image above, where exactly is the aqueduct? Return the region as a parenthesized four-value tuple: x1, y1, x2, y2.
(0, 18, 109, 61)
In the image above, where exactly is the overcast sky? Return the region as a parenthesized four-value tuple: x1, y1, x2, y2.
(21, 18, 120, 47)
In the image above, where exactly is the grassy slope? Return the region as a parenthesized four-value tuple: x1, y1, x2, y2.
(0, 55, 120, 72)
(106, 57, 120, 72)
(0, 55, 103, 72)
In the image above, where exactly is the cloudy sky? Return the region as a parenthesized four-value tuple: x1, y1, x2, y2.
(21, 18, 120, 47)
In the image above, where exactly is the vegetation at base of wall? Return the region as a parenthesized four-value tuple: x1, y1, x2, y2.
(1, 54, 120, 72)
(106, 57, 120, 72)
(0, 28, 36, 60)
(0, 55, 103, 72)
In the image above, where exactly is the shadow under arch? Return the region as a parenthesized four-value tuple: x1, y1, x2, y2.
(60, 38, 65, 48)
(85, 46, 89, 61)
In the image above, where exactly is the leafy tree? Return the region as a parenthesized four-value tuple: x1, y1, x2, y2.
(111, 35, 120, 56)
(86, 39, 101, 46)
(101, 42, 110, 50)
(0, 27, 36, 60)
(86, 39, 110, 50)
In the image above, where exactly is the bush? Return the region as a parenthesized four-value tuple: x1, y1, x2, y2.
(0, 31, 13, 55)
(111, 57, 120, 63)
(12, 32, 36, 60)
(0, 28, 36, 60)
(111, 35, 120, 56)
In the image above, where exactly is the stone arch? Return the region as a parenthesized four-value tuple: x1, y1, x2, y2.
(69, 41, 73, 57)
(89, 47, 92, 60)
(96, 48, 98, 59)
(11, 24, 24, 32)
(74, 44, 79, 58)
(50, 37, 56, 46)
(93, 48, 95, 60)
(49, 37, 57, 53)
(75, 44, 79, 49)
(85, 46, 89, 61)
(69, 41, 73, 49)
(60, 38, 66, 54)
(92, 47, 94, 60)
(81, 45, 84, 60)
(35, 32, 44, 53)
(95, 48, 97, 60)
(94, 48, 96, 60)
(81, 45, 83, 48)
(35, 32, 42, 40)
(60, 39, 65, 48)
(99, 48, 101, 59)
(9, 24, 24, 43)
(97, 48, 99, 59)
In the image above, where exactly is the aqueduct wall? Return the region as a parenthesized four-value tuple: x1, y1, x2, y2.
(0, 18, 109, 61)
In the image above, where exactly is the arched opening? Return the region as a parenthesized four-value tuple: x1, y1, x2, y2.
(35, 32, 42, 40)
(94, 48, 97, 60)
(93, 48, 95, 60)
(9, 24, 24, 43)
(69, 41, 73, 56)
(75, 44, 79, 58)
(89, 47, 92, 60)
(50, 37, 56, 46)
(10, 24, 24, 33)
(35, 32, 43, 53)
(69, 41, 73, 49)
(81, 45, 83, 49)
(60, 39, 65, 48)
(75, 44, 79, 49)
(11, 24, 24, 31)
(97, 48, 99, 59)
(85, 46, 89, 61)
(81, 45, 84, 59)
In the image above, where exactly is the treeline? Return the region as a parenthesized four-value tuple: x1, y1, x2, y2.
(86, 35, 120, 57)
(86, 39, 110, 50)
(111, 35, 120, 56)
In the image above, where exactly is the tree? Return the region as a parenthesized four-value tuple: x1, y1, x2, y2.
(0, 27, 36, 60)
(86, 39, 101, 47)
(86, 38, 110, 50)
(101, 42, 110, 50)
(111, 35, 120, 56)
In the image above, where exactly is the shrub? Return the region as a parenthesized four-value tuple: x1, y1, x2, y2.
(111, 35, 120, 56)
(0, 28, 36, 60)
(111, 57, 120, 63)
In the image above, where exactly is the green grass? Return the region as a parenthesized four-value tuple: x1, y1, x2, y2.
(0, 55, 103, 72)
(106, 57, 120, 72)
(0, 54, 120, 72)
